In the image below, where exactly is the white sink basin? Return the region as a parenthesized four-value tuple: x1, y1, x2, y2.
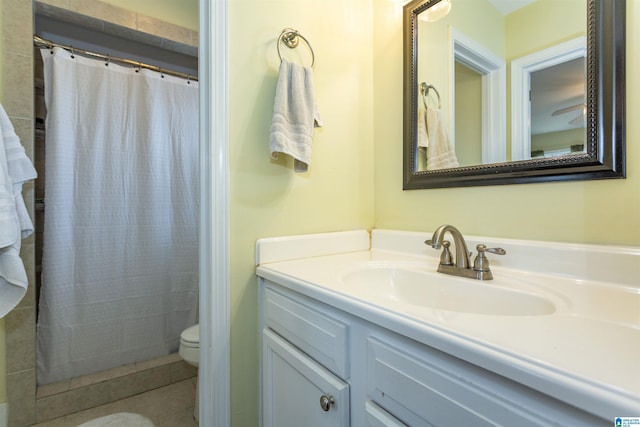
(340, 265, 555, 316)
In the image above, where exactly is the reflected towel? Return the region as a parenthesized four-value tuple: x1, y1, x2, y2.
(425, 106, 459, 170)
(269, 58, 322, 172)
(0, 103, 37, 318)
(417, 107, 429, 148)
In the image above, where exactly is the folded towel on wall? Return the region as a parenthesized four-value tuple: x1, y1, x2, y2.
(0, 103, 37, 318)
(269, 58, 322, 173)
(425, 106, 459, 170)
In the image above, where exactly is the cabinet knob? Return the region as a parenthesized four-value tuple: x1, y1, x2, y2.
(319, 395, 335, 412)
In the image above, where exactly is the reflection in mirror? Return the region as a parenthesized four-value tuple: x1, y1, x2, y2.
(415, 0, 586, 170)
(403, 0, 626, 189)
(416, 2, 508, 170)
(531, 57, 586, 157)
(511, 36, 586, 161)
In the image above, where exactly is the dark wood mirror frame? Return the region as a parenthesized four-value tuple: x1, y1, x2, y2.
(403, 0, 625, 189)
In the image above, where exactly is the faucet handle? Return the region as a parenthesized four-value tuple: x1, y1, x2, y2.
(439, 241, 453, 265)
(476, 244, 506, 256)
(425, 239, 454, 265)
(473, 244, 506, 272)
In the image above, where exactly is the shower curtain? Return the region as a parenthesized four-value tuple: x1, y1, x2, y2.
(36, 47, 199, 385)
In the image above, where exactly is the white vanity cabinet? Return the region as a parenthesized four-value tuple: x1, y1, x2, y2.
(261, 284, 351, 427)
(262, 329, 350, 427)
(257, 229, 638, 426)
(260, 278, 608, 426)
(364, 333, 602, 426)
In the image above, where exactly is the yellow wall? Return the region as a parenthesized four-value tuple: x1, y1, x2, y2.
(229, 0, 375, 424)
(374, 0, 640, 245)
(454, 62, 482, 166)
(506, 0, 586, 60)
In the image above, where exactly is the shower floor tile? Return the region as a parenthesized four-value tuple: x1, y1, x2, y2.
(30, 378, 198, 427)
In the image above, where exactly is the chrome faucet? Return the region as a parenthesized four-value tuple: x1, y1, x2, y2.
(425, 224, 506, 280)
(427, 224, 471, 269)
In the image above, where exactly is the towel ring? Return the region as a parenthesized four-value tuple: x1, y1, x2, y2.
(420, 82, 441, 109)
(277, 28, 315, 68)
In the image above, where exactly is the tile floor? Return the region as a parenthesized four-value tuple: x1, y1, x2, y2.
(34, 353, 196, 422)
(30, 378, 198, 427)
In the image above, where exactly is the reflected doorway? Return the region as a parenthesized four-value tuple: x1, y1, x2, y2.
(511, 37, 587, 160)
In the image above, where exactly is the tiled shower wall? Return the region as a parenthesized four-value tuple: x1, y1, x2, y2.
(2, 1, 198, 425)
(2, 0, 38, 424)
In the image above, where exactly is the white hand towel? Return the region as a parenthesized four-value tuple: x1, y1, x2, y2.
(269, 58, 322, 172)
(417, 107, 429, 148)
(0, 103, 37, 318)
(425, 106, 459, 170)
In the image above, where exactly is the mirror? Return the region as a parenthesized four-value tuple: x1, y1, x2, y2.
(403, 0, 625, 189)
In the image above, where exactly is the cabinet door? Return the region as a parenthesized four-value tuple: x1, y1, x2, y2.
(262, 329, 350, 427)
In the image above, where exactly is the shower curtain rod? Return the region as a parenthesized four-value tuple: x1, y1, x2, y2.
(33, 35, 198, 82)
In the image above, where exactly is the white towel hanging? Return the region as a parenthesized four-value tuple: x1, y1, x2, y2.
(269, 58, 322, 172)
(425, 105, 459, 170)
(0, 103, 37, 318)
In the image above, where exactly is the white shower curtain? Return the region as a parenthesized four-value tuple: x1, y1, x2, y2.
(36, 47, 199, 385)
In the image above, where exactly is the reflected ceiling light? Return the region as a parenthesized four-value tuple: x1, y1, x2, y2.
(422, 0, 452, 22)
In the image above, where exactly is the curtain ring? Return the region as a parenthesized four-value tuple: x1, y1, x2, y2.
(70, 46, 75, 59)
(105, 54, 110, 67)
(160, 68, 165, 78)
(135, 62, 142, 73)
(186, 75, 191, 85)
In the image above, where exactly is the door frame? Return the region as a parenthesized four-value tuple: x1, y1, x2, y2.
(511, 37, 586, 160)
(199, 1, 230, 426)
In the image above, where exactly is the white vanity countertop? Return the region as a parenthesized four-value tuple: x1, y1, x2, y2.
(255, 229, 640, 419)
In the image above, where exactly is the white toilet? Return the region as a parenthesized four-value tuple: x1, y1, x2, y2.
(179, 324, 200, 421)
